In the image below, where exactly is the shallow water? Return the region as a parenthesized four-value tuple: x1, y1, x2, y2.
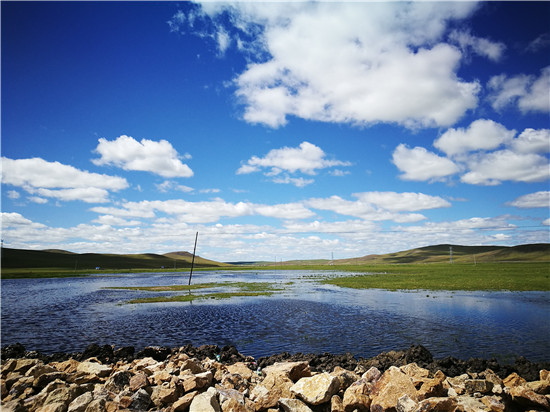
(1, 270, 549, 361)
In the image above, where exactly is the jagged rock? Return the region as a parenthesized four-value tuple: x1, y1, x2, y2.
(26, 364, 58, 379)
(227, 362, 254, 380)
(51, 359, 80, 374)
(417, 370, 446, 400)
(68, 391, 93, 412)
(502, 372, 526, 388)
(44, 386, 80, 407)
(136, 346, 171, 362)
(220, 373, 251, 392)
(456, 395, 491, 411)
(331, 366, 360, 392)
(400, 363, 429, 388)
(189, 387, 221, 412)
(278, 397, 313, 412)
(290, 372, 340, 405)
(464, 378, 494, 394)
(129, 388, 151, 410)
(171, 390, 198, 412)
(342, 378, 372, 412)
(370, 366, 418, 412)
(509, 385, 550, 410)
(263, 361, 311, 381)
(396, 394, 417, 412)
(34, 372, 69, 389)
(129, 372, 149, 391)
(218, 388, 254, 412)
(445, 373, 469, 395)
(541, 369, 550, 381)
(83, 397, 106, 412)
(151, 385, 180, 406)
(415, 396, 459, 411)
(76, 362, 112, 378)
(481, 395, 506, 412)
(182, 370, 213, 392)
(38, 402, 68, 412)
(331, 395, 344, 412)
(1, 399, 26, 412)
(13, 359, 42, 375)
(180, 359, 205, 374)
(250, 372, 293, 410)
(362, 366, 382, 383)
(104, 370, 131, 393)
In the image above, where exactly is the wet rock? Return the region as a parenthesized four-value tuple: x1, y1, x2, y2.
(189, 386, 221, 412)
(136, 346, 171, 362)
(79, 344, 114, 364)
(290, 372, 340, 405)
(370, 366, 418, 412)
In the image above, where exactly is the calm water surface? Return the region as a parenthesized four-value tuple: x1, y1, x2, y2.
(2, 270, 549, 362)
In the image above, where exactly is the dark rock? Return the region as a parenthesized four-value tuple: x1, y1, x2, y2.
(1, 343, 26, 359)
(136, 346, 171, 362)
(114, 346, 135, 361)
(79, 344, 114, 363)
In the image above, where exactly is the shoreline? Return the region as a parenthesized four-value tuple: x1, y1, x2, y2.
(2, 343, 549, 411)
(3, 343, 549, 382)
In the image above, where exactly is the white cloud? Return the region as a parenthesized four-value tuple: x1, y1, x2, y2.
(1, 157, 128, 203)
(199, 188, 221, 194)
(93, 135, 193, 178)
(28, 196, 49, 204)
(306, 191, 450, 222)
(91, 198, 315, 223)
(488, 66, 550, 113)
(1, 212, 45, 228)
(449, 30, 505, 61)
(510, 128, 550, 154)
(237, 141, 350, 187)
(394, 122, 549, 185)
(507, 191, 550, 208)
(7, 190, 20, 199)
(392, 144, 460, 181)
(178, 2, 480, 128)
(543, 218, 550, 226)
(461, 150, 549, 185)
(156, 180, 194, 193)
(92, 215, 142, 226)
(434, 119, 516, 157)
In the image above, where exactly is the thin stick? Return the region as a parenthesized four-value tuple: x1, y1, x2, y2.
(188, 232, 198, 286)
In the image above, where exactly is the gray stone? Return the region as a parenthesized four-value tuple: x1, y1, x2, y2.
(68, 392, 93, 412)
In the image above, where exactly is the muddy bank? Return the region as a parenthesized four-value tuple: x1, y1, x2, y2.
(2, 343, 548, 381)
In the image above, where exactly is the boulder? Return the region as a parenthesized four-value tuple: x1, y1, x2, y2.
(82, 397, 106, 412)
(218, 388, 254, 412)
(370, 366, 418, 412)
(480, 395, 506, 412)
(509, 385, 550, 410)
(129, 372, 149, 391)
(171, 390, 198, 412)
(76, 362, 112, 378)
(396, 394, 417, 412)
(464, 378, 494, 394)
(502, 372, 526, 388)
(417, 370, 446, 400)
(331, 366, 360, 392)
(189, 387, 221, 412)
(227, 362, 254, 380)
(342, 378, 372, 412)
(278, 397, 313, 412)
(290, 372, 340, 405)
(129, 388, 151, 410)
(180, 359, 205, 374)
(263, 361, 311, 381)
(250, 373, 293, 410)
(331, 395, 344, 412)
(151, 385, 180, 406)
(68, 392, 93, 412)
(415, 396, 459, 411)
(182, 370, 213, 392)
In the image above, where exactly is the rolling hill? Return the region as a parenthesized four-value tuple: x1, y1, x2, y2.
(0, 248, 230, 271)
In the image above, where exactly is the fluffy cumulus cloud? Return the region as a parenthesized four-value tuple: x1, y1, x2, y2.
(434, 119, 516, 157)
(392, 144, 460, 181)
(488, 66, 550, 113)
(448, 30, 505, 61)
(393, 121, 550, 185)
(171, 2, 482, 128)
(507, 191, 550, 208)
(1, 157, 128, 203)
(92, 135, 193, 178)
(237, 141, 351, 187)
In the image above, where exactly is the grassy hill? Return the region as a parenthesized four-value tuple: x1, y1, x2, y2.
(1, 247, 230, 274)
(334, 243, 550, 264)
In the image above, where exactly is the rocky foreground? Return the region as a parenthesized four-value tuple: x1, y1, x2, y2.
(1, 343, 549, 412)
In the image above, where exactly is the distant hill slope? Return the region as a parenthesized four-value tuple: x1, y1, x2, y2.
(335, 243, 550, 264)
(1, 248, 230, 270)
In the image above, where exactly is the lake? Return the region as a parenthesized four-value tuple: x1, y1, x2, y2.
(2, 270, 549, 362)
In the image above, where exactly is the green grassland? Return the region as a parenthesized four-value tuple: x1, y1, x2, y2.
(322, 262, 550, 291)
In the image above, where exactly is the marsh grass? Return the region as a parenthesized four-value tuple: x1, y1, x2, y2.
(127, 291, 274, 304)
(322, 262, 550, 291)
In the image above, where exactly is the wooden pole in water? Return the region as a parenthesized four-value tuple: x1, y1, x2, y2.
(188, 232, 199, 285)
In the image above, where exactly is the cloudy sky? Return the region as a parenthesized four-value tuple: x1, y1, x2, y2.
(2, 1, 549, 262)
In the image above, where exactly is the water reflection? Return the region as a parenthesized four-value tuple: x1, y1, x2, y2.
(1, 271, 549, 361)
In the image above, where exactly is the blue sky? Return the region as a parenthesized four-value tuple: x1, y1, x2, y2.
(2, 1, 549, 262)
